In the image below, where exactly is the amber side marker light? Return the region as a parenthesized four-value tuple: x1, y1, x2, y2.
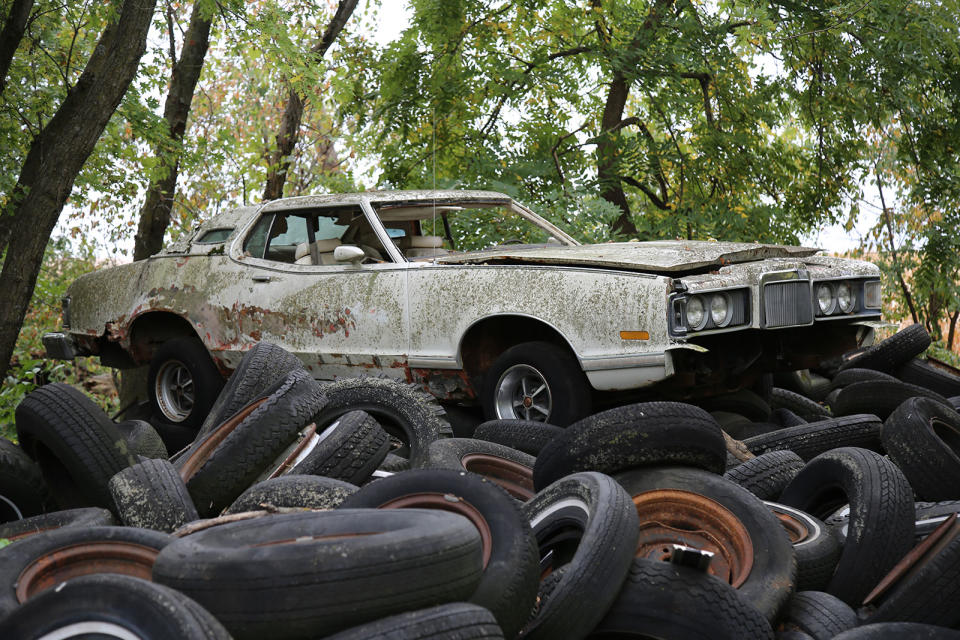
(620, 331, 650, 340)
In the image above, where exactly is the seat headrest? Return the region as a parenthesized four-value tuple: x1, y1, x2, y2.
(294, 238, 342, 261)
(399, 235, 444, 249)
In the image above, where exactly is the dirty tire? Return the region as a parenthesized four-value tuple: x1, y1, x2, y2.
(701, 388, 772, 422)
(109, 458, 198, 532)
(830, 368, 900, 390)
(778, 591, 858, 640)
(313, 376, 451, 468)
(152, 509, 483, 640)
(744, 414, 884, 461)
(882, 397, 960, 501)
(176, 369, 327, 516)
(197, 342, 304, 438)
(339, 469, 539, 639)
(520, 472, 639, 640)
(714, 413, 778, 440)
(224, 475, 358, 514)
(775, 369, 833, 402)
(0, 525, 172, 617)
(481, 341, 591, 426)
(420, 438, 536, 501)
(838, 323, 932, 373)
(16, 383, 137, 510)
(592, 558, 774, 639)
(774, 408, 809, 428)
(287, 410, 390, 485)
(779, 447, 914, 606)
(322, 603, 504, 640)
(148, 336, 226, 430)
(765, 502, 842, 592)
(862, 516, 960, 628)
(833, 622, 960, 638)
(534, 401, 727, 491)
(898, 358, 960, 397)
(0, 437, 49, 522)
(770, 387, 831, 421)
(0, 507, 115, 542)
(833, 380, 950, 420)
(472, 419, 564, 456)
(0, 573, 231, 640)
(724, 450, 805, 501)
(616, 466, 796, 622)
(114, 419, 170, 459)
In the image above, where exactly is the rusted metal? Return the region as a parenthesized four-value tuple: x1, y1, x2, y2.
(266, 423, 319, 480)
(460, 454, 535, 501)
(178, 397, 268, 482)
(632, 489, 754, 588)
(862, 512, 960, 606)
(773, 510, 811, 544)
(378, 492, 493, 568)
(15, 542, 159, 603)
(408, 368, 477, 400)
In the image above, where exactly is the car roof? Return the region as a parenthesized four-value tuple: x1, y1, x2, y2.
(258, 189, 512, 213)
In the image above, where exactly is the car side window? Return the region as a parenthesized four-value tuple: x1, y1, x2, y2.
(243, 215, 272, 259)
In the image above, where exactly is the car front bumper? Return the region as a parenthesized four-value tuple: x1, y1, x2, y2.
(43, 332, 79, 360)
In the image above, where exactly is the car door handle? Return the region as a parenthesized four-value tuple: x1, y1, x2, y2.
(252, 275, 272, 283)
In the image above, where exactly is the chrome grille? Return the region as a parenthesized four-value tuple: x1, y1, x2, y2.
(763, 280, 813, 328)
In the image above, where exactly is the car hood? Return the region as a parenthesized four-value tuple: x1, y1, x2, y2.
(434, 240, 819, 275)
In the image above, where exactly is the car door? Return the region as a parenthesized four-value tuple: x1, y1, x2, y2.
(222, 203, 411, 381)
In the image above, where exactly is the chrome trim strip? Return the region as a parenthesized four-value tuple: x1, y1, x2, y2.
(407, 356, 460, 369)
(580, 352, 667, 371)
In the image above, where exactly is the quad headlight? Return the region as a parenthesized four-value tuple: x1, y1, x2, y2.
(816, 283, 836, 315)
(812, 279, 882, 318)
(671, 288, 749, 335)
(686, 296, 707, 331)
(837, 282, 855, 313)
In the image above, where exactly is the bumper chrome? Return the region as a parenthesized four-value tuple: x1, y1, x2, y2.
(43, 332, 79, 360)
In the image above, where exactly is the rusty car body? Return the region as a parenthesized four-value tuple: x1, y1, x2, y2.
(44, 189, 883, 430)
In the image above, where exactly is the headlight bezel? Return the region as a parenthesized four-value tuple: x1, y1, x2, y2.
(811, 277, 882, 319)
(670, 287, 751, 336)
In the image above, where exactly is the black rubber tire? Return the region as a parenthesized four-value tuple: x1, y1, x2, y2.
(520, 472, 639, 640)
(0, 573, 231, 640)
(774, 408, 809, 428)
(834, 379, 951, 420)
(882, 397, 960, 501)
(481, 341, 591, 426)
(0, 525, 172, 616)
(838, 324, 932, 373)
(15, 383, 136, 510)
(774, 369, 834, 402)
(779, 447, 915, 606)
(616, 466, 795, 622)
(175, 369, 326, 516)
(701, 388, 772, 422)
(322, 603, 504, 640)
(591, 557, 774, 639)
(743, 414, 884, 461)
(898, 358, 960, 397)
(109, 458, 198, 532)
(862, 517, 960, 628)
(152, 509, 483, 639)
(770, 387, 831, 421)
(114, 419, 170, 459)
(339, 469, 539, 639)
(420, 438, 536, 501)
(224, 475, 358, 514)
(724, 450, 805, 501)
(286, 410, 390, 485)
(443, 404, 485, 438)
(472, 419, 564, 456)
(830, 367, 900, 390)
(0, 437, 49, 521)
(313, 376, 451, 468)
(833, 622, 960, 638)
(778, 590, 858, 640)
(952, 396, 960, 412)
(197, 342, 304, 438)
(148, 336, 226, 430)
(533, 401, 727, 491)
(0, 507, 115, 542)
(765, 502, 843, 593)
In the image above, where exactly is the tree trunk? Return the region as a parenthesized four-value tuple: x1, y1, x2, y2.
(598, 72, 637, 237)
(0, 0, 34, 95)
(948, 309, 959, 353)
(0, 0, 157, 375)
(261, 0, 358, 201)
(132, 1, 213, 261)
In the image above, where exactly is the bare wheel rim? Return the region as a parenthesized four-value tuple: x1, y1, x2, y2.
(155, 359, 195, 423)
(37, 621, 142, 640)
(495, 364, 552, 422)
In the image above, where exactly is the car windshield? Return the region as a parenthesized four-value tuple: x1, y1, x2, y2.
(372, 201, 572, 256)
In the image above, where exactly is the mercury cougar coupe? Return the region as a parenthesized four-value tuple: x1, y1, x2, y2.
(44, 190, 882, 430)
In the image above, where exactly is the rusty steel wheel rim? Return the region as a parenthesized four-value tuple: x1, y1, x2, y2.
(460, 453, 535, 500)
(15, 542, 160, 604)
(632, 489, 754, 588)
(773, 512, 811, 544)
(379, 492, 494, 568)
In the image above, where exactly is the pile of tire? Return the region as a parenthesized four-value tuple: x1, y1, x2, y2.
(2, 331, 960, 639)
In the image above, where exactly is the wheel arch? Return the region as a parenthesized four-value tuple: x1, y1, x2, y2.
(458, 314, 580, 380)
(125, 311, 203, 366)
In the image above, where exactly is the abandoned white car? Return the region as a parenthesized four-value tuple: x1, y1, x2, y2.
(44, 190, 882, 430)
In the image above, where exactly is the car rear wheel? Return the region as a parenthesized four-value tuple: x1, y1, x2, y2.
(148, 337, 224, 430)
(482, 341, 590, 426)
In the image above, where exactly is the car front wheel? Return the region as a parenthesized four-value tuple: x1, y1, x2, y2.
(148, 337, 225, 430)
(481, 341, 591, 426)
